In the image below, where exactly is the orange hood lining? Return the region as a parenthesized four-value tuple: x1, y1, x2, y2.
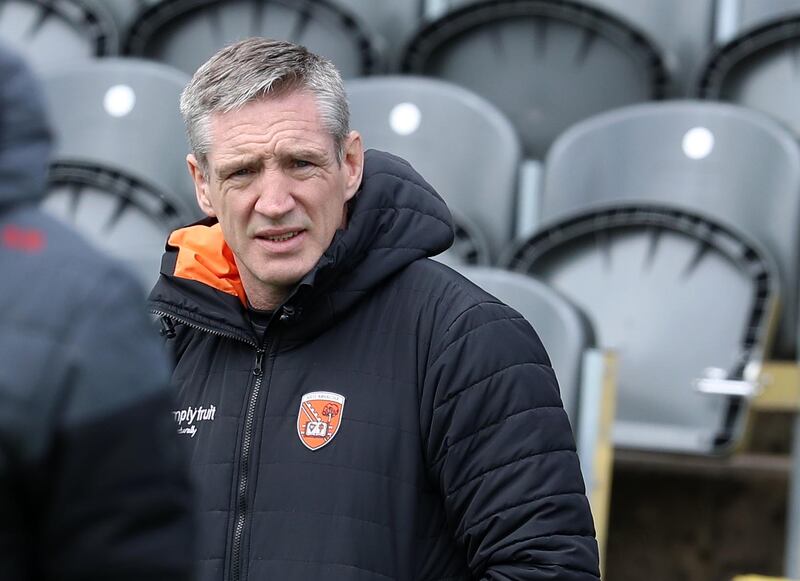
(168, 223, 248, 305)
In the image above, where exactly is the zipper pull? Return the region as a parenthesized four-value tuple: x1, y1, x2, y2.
(279, 305, 303, 323)
(159, 316, 176, 339)
(253, 349, 265, 377)
(279, 305, 294, 323)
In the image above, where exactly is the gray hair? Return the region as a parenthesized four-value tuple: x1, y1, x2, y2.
(180, 37, 350, 170)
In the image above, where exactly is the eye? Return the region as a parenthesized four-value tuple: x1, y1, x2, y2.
(293, 159, 313, 169)
(228, 167, 254, 179)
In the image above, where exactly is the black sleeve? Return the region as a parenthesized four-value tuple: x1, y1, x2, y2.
(38, 268, 194, 581)
(423, 301, 600, 580)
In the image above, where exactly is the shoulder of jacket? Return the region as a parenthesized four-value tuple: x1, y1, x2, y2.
(2, 205, 140, 289)
(1, 205, 149, 355)
(393, 259, 522, 335)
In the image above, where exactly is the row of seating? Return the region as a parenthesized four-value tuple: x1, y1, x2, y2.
(9, 3, 799, 573)
(6, 0, 800, 159)
(419, 93, 787, 455)
(25, 52, 791, 458)
(6, 0, 800, 458)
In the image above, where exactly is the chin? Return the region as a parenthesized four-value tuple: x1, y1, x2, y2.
(256, 267, 310, 289)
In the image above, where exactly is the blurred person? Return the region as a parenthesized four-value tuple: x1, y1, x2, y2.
(150, 37, 600, 580)
(0, 44, 194, 580)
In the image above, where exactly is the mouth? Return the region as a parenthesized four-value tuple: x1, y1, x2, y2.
(261, 230, 302, 242)
(254, 229, 306, 252)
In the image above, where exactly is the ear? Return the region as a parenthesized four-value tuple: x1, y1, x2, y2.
(187, 153, 216, 218)
(342, 131, 364, 203)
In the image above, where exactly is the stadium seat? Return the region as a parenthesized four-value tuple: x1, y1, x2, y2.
(0, 0, 119, 72)
(720, 0, 800, 41)
(347, 75, 521, 263)
(402, 0, 668, 159)
(124, 0, 380, 78)
(698, 11, 800, 139)
(432, 0, 714, 96)
(39, 58, 201, 287)
(504, 205, 779, 455)
(538, 100, 800, 358)
(584, 0, 715, 96)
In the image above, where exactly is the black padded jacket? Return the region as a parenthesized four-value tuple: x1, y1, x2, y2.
(0, 44, 194, 581)
(149, 149, 600, 581)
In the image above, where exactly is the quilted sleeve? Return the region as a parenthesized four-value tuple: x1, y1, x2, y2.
(422, 300, 600, 580)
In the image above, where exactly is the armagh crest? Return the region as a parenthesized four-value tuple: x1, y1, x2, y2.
(297, 391, 345, 450)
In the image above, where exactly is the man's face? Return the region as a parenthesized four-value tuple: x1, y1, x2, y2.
(187, 91, 363, 309)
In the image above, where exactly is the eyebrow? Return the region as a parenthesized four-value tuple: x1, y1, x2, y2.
(214, 146, 333, 178)
(215, 156, 259, 179)
(279, 147, 330, 164)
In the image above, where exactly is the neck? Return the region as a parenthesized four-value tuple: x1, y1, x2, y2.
(242, 283, 288, 311)
(237, 265, 289, 312)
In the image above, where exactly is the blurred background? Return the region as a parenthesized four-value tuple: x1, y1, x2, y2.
(5, 0, 800, 579)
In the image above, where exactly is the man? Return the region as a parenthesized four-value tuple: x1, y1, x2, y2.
(0, 45, 194, 580)
(150, 37, 600, 580)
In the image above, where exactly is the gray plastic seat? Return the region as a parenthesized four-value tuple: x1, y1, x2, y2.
(718, 0, 800, 42)
(124, 0, 379, 78)
(0, 0, 118, 72)
(456, 266, 593, 425)
(699, 13, 800, 139)
(504, 205, 778, 454)
(346, 76, 521, 262)
(401, 0, 668, 159)
(430, 0, 714, 97)
(39, 58, 201, 288)
(584, 0, 715, 96)
(539, 100, 800, 358)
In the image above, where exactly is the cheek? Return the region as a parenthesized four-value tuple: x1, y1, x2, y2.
(219, 195, 251, 225)
(321, 201, 346, 234)
(216, 204, 250, 244)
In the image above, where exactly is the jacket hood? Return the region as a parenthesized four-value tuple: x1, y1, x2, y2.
(0, 44, 53, 208)
(150, 149, 454, 337)
(310, 150, 454, 305)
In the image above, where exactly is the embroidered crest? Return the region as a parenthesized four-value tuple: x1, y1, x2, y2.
(297, 391, 345, 450)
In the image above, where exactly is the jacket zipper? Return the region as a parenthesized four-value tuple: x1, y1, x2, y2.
(151, 309, 267, 581)
(150, 309, 258, 347)
(230, 345, 266, 581)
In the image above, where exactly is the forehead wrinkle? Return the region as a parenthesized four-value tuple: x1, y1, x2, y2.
(212, 101, 323, 140)
(207, 94, 337, 175)
(211, 116, 330, 160)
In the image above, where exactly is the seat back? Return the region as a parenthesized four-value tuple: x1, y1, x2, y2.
(0, 0, 118, 72)
(541, 100, 800, 357)
(584, 0, 715, 96)
(699, 12, 800, 139)
(402, 0, 667, 159)
(347, 75, 521, 262)
(124, 0, 379, 77)
(505, 206, 779, 454)
(40, 58, 200, 287)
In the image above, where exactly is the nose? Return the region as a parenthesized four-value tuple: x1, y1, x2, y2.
(253, 170, 297, 218)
